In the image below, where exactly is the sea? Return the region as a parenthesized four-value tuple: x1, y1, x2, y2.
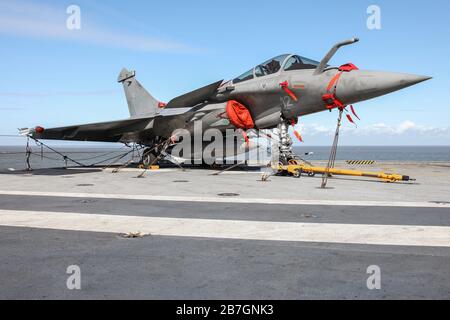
(1, 145, 450, 170)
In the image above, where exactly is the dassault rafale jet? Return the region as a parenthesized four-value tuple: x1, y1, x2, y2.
(23, 38, 431, 165)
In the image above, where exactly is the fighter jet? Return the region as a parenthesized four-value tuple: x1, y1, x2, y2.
(25, 38, 431, 165)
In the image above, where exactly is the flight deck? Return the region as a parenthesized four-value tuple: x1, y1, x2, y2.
(0, 161, 449, 299)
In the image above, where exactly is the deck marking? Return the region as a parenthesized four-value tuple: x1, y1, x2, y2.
(0, 209, 449, 247)
(0, 190, 449, 208)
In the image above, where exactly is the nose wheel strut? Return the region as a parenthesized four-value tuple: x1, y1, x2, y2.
(277, 120, 312, 166)
(277, 121, 295, 165)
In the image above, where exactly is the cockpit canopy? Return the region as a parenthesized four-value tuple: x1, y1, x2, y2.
(233, 54, 322, 84)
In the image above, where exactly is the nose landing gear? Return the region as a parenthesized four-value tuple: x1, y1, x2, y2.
(277, 120, 295, 165)
(276, 119, 311, 166)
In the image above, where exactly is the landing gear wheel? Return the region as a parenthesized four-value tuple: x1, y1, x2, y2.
(293, 169, 302, 178)
(142, 149, 158, 167)
(277, 160, 288, 176)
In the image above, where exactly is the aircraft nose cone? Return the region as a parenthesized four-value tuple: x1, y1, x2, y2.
(336, 70, 432, 105)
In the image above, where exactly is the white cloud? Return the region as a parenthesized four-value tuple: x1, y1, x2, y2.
(304, 124, 333, 136)
(357, 121, 450, 137)
(397, 120, 416, 133)
(296, 121, 450, 145)
(302, 121, 450, 137)
(0, 0, 197, 53)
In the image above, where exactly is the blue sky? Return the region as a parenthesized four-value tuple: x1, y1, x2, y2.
(0, 0, 449, 146)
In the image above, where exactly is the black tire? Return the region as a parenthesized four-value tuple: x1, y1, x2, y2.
(142, 149, 158, 166)
(277, 160, 288, 176)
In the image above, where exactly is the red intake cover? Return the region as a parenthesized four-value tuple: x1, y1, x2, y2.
(225, 100, 255, 130)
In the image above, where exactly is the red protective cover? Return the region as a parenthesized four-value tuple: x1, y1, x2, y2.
(226, 100, 255, 130)
(338, 63, 359, 72)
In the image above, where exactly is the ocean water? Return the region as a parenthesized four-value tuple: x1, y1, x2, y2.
(292, 146, 450, 162)
(0, 145, 449, 170)
(0, 146, 135, 170)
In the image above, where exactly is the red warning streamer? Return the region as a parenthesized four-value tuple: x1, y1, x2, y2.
(350, 105, 360, 120)
(346, 114, 355, 124)
(280, 81, 298, 102)
(291, 119, 303, 142)
(241, 130, 250, 147)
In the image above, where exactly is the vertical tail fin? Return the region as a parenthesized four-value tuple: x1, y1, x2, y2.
(118, 68, 160, 118)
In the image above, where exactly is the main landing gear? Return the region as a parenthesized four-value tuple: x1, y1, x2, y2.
(141, 148, 159, 167)
(140, 138, 172, 167)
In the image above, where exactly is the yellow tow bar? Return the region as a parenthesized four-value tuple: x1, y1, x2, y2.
(275, 164, 414, 183)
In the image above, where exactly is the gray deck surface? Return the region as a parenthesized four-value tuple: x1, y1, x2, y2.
(0, 162, 449, 299)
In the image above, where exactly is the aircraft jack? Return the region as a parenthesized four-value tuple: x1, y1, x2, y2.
(275, 109, 415, 183)
(275, 163, 415, 183)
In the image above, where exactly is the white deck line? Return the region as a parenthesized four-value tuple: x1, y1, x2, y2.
(0, 209, 449, 247)
(0, 190, 449, 208)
